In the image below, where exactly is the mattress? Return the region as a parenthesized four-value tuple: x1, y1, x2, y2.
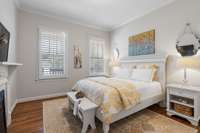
(126, 79, 163, 101)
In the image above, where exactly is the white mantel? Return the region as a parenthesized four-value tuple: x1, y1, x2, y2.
(0, 62, 22, 127)
(0, 78, 8, 89)
(0, 62, 23, 66)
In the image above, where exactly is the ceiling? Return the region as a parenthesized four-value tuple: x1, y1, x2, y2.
(15, 0, 176, 31)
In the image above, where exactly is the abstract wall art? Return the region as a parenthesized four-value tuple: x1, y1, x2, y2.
(128, 30, 155, 56)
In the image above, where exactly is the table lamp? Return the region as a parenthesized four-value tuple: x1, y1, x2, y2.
(109, 48, 120, 67)
(177, 57, 200, 84)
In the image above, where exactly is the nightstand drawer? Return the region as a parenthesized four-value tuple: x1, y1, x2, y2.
(168, 88, 195, 99)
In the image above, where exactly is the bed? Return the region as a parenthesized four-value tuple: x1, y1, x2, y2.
(73, 55, 167, 133)
(96, 79, 164, 133)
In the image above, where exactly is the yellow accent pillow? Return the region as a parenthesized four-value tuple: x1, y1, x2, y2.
(135, 64, 158, 81)
(149, 64, 158, 81)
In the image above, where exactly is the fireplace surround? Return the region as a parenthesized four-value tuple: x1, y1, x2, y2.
(0, 90, 7, 133)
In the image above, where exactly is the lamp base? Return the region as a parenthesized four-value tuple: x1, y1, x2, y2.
(182, 79, 188, 84)
(183, 68, 188, 84)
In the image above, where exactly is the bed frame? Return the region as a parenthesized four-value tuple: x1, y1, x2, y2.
(96, 55, 167, 133)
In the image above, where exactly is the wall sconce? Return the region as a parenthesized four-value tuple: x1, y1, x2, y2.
(176, 23, 200, 56)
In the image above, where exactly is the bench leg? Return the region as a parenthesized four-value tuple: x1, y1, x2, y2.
(81, 122, 89, 133)
(103, 123, 110, 133)
(90, 117, 96, 129)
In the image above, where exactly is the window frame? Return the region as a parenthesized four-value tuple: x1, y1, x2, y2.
(88, 35, 106, 76)
(36, 26, 69, 80)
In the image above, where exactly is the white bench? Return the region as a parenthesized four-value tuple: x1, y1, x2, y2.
(67, 91, 80, 115)
(67, 91, 98, 133)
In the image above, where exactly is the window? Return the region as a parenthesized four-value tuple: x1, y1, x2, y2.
(89, 37, 106, 76)
(38, 27, 67, 79)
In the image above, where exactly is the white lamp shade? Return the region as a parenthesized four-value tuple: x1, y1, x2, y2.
(109, 48, 120, 67)
(177, 57, 200, 69)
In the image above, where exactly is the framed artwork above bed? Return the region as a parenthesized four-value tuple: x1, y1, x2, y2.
(128, 29, 155, 56)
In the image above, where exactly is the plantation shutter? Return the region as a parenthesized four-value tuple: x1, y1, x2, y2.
(38, 28, 67, 79)
(89, 37, 105, 76)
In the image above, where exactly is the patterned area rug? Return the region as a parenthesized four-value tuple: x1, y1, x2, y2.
(43, 98, 197, 133)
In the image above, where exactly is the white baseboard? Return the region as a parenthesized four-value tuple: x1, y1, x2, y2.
(7, 100, 17, 126)
(10, 100, 17, 114)
(17, 92, 67, 103)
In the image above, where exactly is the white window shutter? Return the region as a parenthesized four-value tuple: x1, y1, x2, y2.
(89, 37, 106, 76)
(38, 28, 67, 79)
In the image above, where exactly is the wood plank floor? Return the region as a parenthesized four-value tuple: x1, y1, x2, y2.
(8, 98, 200, 133)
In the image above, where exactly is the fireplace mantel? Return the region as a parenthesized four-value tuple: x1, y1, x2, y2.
(0, 62, 22, 66)
(0, 79, 8, 88)
(0, 62, 22, 127)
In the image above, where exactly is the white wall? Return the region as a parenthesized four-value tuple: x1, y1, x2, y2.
(111, 0, 200, 86)
(0, 0, 18, 119)
(17, 10, 110, 99)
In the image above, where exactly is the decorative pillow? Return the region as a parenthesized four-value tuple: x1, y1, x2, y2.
(135, 64, 159, 81)
(135, 64, 147, 69)
(113, 68, 130, 79)
(149, 64, 159, 81)
(131, 68, 153, 82)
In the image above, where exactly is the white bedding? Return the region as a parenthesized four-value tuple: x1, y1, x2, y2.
(74, 77, 162, 106)
(126, 80, 162, 101)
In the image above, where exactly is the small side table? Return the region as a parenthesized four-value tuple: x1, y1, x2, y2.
(167, 84, 200, 126)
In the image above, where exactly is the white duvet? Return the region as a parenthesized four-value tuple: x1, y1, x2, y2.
(73, 77, 162, 106)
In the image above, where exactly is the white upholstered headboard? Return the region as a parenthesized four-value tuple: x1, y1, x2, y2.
(119, 55, 167, 93)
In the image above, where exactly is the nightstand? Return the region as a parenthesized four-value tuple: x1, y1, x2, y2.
(167, 84, 200, 126)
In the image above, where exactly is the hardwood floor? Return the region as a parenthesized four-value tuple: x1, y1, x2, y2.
(8, 98, 200, 133)
(8, 100, 44, 133)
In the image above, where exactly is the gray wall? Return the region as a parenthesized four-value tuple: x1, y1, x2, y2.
(17, 10, 110, 99)
(111, 0, 200, 86)
(0, 0, 18, 114)
(3, 0, 200, 104)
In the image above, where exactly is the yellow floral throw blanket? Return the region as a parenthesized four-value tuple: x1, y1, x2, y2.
(73, 77, 140, 123)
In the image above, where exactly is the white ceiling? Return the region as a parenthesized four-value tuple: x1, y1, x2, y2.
(15, 0, 176, 31)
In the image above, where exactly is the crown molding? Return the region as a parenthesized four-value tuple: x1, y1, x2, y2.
(18, 7, 111, 32)
(14, 0, 176, 32)
(111, 0, 176, 30)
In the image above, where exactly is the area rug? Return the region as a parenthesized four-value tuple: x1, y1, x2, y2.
(43, 98, 197, 133)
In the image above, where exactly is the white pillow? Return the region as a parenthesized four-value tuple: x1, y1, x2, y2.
(113, 68, 130, 79)
(131, 68, 153, 82)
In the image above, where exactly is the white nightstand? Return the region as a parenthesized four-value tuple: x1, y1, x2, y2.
(167, 84, 200, 126)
